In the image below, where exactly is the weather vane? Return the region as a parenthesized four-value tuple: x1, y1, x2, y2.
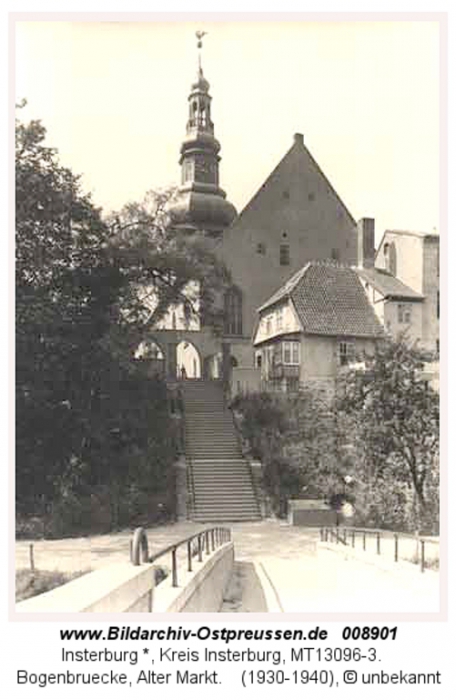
(196, 30, 207, 50)
(195, 30, 207, 73)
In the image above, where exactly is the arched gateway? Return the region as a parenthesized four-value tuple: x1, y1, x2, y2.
(134, 330, 233, 383)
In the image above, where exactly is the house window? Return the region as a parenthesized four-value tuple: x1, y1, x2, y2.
(276, 309, 283, 332)
(389, 242, 397, 276)
(280, 244, 290, 265)
(224, 287, 243, 336)
(331, 247, 340, 261)
(398, 303, 412, 324)
(339, 340, 355, 366)
(384, 241, 397, 275)
(383, 243, 389, 269)
(283, 341, 300, 365)
(257, 242, 266, 255)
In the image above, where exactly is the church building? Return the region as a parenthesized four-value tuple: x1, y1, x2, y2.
(152, 36, 361, 390)
(141, 35, 438, 394)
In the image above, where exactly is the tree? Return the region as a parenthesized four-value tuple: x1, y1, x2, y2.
(105, 190, 232, 347)
(16, 109, 233, 534)
(231, 390, 343, 515)
(16, 111, 123, 508)
(337, 337, 440, 532)
(15, 112, 175, 529)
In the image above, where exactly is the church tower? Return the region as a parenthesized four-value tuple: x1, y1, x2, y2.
(168, 32, 237, 234)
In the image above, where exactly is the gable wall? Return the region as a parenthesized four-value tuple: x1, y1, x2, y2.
(375, 232, 424, 293)
(216, 140, 358, 339)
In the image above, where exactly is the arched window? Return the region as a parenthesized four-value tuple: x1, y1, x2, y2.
(383, 241, 397, 275)
(224, 287, 243, 336)
(383, 243, 390, 271)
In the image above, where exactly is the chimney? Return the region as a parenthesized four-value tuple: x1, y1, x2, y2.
(357, 217, 375, 269)
(293, 132, 304, 145)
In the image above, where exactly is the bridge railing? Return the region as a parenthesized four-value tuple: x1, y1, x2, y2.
(130, 526, 232, 587)
(320, 526, 439, 572)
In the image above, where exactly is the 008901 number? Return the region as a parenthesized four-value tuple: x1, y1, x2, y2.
(342, 626, 397, 641)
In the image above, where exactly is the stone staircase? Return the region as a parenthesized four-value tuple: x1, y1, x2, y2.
(181, 379, 261, 522)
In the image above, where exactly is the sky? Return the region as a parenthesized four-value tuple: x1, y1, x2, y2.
(14, 19, 441, 244)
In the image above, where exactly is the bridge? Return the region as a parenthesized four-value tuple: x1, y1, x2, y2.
(16, 520, 439, 614)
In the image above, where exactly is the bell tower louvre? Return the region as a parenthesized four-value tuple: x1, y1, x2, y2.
(168, 31, 237, 235)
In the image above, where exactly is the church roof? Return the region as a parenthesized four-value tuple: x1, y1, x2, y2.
(259, 261, 383, 338)
(356, 267, 424, 301)
(234, 133, 356, 227)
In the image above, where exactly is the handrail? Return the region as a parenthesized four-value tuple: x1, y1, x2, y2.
(179, 385, 196, 516)
(130, 526, 232, 587)
(320, 526, 439, 572)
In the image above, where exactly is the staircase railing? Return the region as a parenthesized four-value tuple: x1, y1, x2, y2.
(180, 385, 196, 518)
(130, 526, 232, 587)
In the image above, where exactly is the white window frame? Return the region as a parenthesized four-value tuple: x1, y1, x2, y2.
(282, 340, 300, 365)
(339, 340, 355, 366)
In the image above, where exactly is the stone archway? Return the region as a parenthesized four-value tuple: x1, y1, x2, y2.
(176, 340, 202, 379)
(134, 339, 166, 376)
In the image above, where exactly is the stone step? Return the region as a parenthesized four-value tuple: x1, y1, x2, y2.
(191, 507, 260, 515)
(189, 448, 241, 453)
(191, 464, 250, 469)
(187, 443, 240, 450)
(191, 481, 253, 487)
(195, 496, 256, 504)
(191, 513, 261, 522)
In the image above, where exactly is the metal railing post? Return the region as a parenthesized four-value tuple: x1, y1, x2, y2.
(131, 527, 149, 566)
(351, 530, 355, 548)
(394, 534, 399, 562)
(421, 540, 425, 572)
(198, 535, 203, 562)
(363, 530, 366, 550)
(376, 531, 381, 555)
(187, 540, 192, 572)
(172, 547, 178, 587)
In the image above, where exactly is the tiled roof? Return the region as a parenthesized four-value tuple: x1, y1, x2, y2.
(357, 267, 423, 300)
(259, 261, 383, 338)
(258, 266, 308, 311)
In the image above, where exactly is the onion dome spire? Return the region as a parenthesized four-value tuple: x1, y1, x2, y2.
(168, 31, 237, 235)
